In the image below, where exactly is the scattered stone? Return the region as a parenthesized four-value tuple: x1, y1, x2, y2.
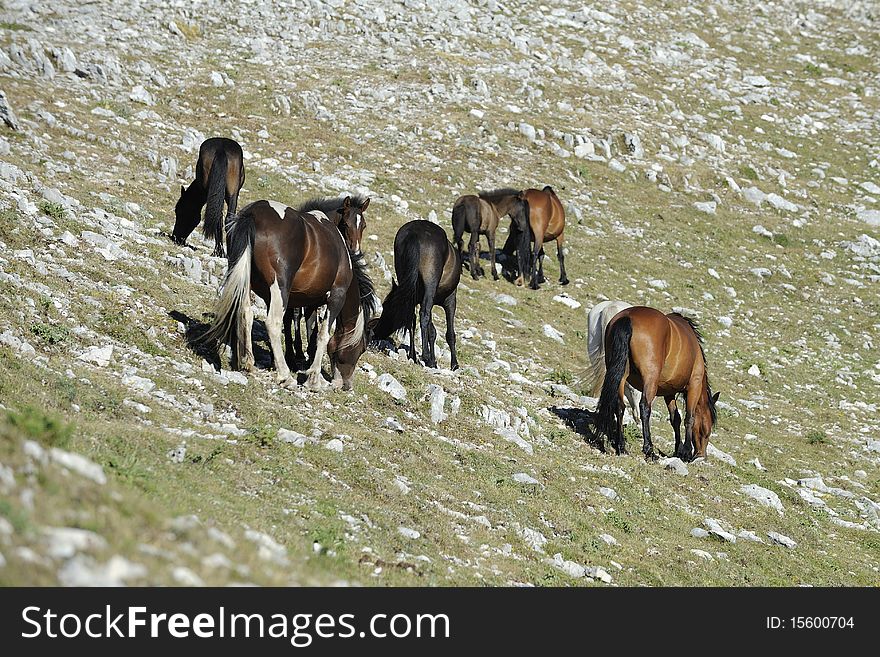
(398, 527, 420, 539)
(324, 438, 344, 452)
(741, 484, 785, 515)
(381, 417, 404, 433)
(50, 448, 107, 485)
(426, 384, 447, 423)
(0, 90, 20, 130)
(376, 373, 407, 400)
(277, 428, 313, 447)
(704, 518, 737, 543)
(767, 531, 797, 549)
(661, 457, 688, 475)
(513, 472, 540, 485)
(78, 345, 113, 367)
(542, 324, 564, 343)
(599, 486, 618, 500)
(707, 444, 737, 466)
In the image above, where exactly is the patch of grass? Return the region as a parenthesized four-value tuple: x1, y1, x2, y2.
(806, 430, 827, 445)
(605, 510, 632, 534)
(30, 321, 70, 346)
(550, 368, 573, 385)
(739, 165, 759, 181)
(6, 405, 73, 449)
(803, 63, 822, 76)
(0, 21, 32, 31)
(38, 200, 66, 222)
(0, 499, 29, 534)
(772, 234, 790, 247)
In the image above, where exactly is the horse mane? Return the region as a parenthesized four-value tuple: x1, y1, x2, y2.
(296, 194, 369, 216)
(670, 312, 717, 426)
(477, 187, 520, 202)
(352, 253, 378, 328)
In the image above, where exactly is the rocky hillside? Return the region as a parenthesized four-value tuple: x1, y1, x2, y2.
(0, 0, 877, 586)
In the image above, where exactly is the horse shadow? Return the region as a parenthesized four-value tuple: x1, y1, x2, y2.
(549, 405, 606, 453)
(169, 310, 273, 372)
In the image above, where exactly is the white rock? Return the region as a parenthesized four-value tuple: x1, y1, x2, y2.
(324, 438, 344, 452)
(767, 531, 797, 548)
(244, 529, 288, 564)
(704, 518, 737, 543)
(518, 526, 547, 553)
(599, 486, 618, 500)
(586, 565, 613, 583)
(42, 527, 108, 560)
(741, 484, 785, 514)
(749, 458, 766, 471)
(542, 324, 564, 343)
(766, 193, 798, 212)
(707, 444, 737, 466)
(552, 293, 581, 309)
(277, 428, 313, 447)
(78, 345, 113, 367)
(748, 364, 761, 377)
(691, 528, 710, 539)
(129, 85, 155, 106)
(513, 472, 540, 485)
(382, 417, 404, 432)
(519, 122, 536, 141)
(648, 279, 668, 289)
(574, 141, 595, 158)
(172, 566, 204, 586)
(857, 209, 880, 226)
(694, 201, 717, 215)
(398, 527, 420, 539)
(50, 448, 107, 485)
(690, 549, 714, 561)
(743, 186, 766, 205)
(599, 533, 618, 545)
(546, 553, 586, 578)
(608, 159, 626, 173)
(493, 293, 517, 306)
(718, 316, 733, 328)
(743, 75, 771, 87)
(376, 373, 407, 400)
(426, 384, 447, 424)
(210, 71, 224, 87)
(661, 457, 689, 475)
(58, 555, 146, 586)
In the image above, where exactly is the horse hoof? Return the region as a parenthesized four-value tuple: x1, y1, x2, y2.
(304, 376, 328, 391)
(278, 377, 297, 390)
(644, 451, 658, 462)
(560, 278, 570, 286)
(515, 276, 524, 287)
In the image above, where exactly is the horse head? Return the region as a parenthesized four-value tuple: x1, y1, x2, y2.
(692, 389, 720, 458)
(334, 195, 370, 256)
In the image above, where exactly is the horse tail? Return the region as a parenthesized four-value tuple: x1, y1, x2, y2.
(372, 241, 422, 341)
(198, 208, 254, 358)
(451, 201, 467, 240)
(202, 149, 228, 245)
(596, 316, 632, 441)
(518, 196, 532, 275)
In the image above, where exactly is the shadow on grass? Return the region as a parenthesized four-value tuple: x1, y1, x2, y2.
(549, 405, 606, 453)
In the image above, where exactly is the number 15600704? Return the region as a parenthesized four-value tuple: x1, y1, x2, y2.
(766, 617, 855, 630)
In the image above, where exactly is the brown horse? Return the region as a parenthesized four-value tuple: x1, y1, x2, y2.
(172, 137, 245, 257)
(284, 195, 371, 365)
(451, 189, 529, 281)
(502, 185, 568, 289)
(372, 220, 461, 370)
(595, 306, 719, 462)
(198, 199, 362, 390)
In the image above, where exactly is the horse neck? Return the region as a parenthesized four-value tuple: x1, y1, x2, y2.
(487, 194, 515, 216)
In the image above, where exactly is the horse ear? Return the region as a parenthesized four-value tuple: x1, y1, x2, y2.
(343, 196, 352, 210)
(360, 197, 370, 212)
(711, 392, 720, 404)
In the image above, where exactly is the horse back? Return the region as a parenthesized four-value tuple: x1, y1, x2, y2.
(523, 188, 565, 241)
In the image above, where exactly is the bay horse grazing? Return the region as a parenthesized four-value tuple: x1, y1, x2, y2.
(198, 199, 356, 390)
(595, 306, 719, 462)
(372, 220, 461, 370)
(284, 195, 371, 365)
(172, 137, 245, 257)
(326, 254, 380, 390)
(585, 300, 641, 426)
(451, 189, 529, 281)
(502, 185, 569, 289)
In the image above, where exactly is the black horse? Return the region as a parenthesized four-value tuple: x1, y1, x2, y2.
(372, 221, 461, 370)
(172, 137, 245, 257)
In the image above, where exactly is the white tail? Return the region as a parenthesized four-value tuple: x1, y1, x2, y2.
(201, 242, 252, 357)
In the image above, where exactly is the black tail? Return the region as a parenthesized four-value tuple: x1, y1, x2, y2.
(202, 150, 228, 249)
(518, 198, 532, 280)
(372, 241, 422, 341)
(596, 316, 632, 449)
(451, 202, 467, 241)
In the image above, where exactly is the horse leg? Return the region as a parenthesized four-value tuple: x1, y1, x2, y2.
(408, 311, 418, 364)
(468, 230, 481, 279)
(303, 289, 344, 390)
(682, 388, 699, 462)
(638, 386, 658, 461)
(420, 287, 438, 368)
(443, 292, 459, 371)
(488, 229, 499, 280)
(625, 383, 642, 427)
(266, 275, 294, 388)
(283, 307, 294, 368)
(556, 235, 569, 286)
(666, 396, 682, 458)
(529, 228, 544, 290)
(537, 246, 546, 284)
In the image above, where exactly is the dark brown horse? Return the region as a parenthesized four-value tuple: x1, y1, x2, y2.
(502, 185, 568, 289)
(451, 189, 529, 281)
(172, 137, 245, 257)
(283, 195, 371, 365)
(372, 220, 461, 370)
(595, 306, 719, 462)
(198, 199, 359, 390)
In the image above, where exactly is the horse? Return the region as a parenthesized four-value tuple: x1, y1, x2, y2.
(595, 306, 719, 462)
(502, 185, 569, 289)
(197, 198, 362, 390)
(585, 300, 642, 426)
(451, 188, 529, 281)
(371, 220, 461, 370)
(172, 137, 245, 257)
(326, 254, 380, 390)
(282, 195, 371, 365)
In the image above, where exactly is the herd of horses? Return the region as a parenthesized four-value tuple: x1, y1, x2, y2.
(170, 137, 718, 461)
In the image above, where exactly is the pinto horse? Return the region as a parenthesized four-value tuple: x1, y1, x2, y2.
(372, 220, 461, 370)
(595, 306, 719, 462)
(283, 195, 371, 365)
(198, 199, 356, 390)
(585, 300, 642, 426)
(451, 188, 529, 281)
(172, 137, 245, 257)
(502, 185, 568, 289)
